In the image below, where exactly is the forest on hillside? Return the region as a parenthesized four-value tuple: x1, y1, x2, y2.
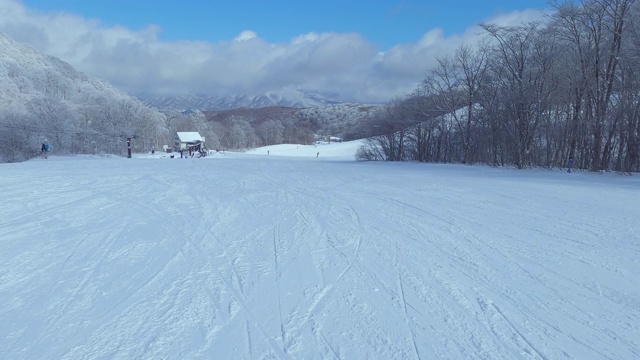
(358, 0, 640, 173)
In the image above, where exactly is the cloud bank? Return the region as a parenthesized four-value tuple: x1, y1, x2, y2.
(0, 0, 546, 103)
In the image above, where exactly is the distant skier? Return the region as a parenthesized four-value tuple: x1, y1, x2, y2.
(316, 152, 319, 158)
(41, 142, 50, 158)
(567, 156, 574, 173)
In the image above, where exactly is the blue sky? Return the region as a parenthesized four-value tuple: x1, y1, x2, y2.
(21, 0, 550, 48)
(2, 0, 551, 103)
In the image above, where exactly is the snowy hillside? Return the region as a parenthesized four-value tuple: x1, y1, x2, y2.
(0, 31, 165, 163)
(0, 31, 135, 112)
(296, 103, 381, 138)
(1, 145, 639, 359)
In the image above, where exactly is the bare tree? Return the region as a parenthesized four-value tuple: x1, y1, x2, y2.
(358, 0, 640, 173)
(418, 43, 489, 164)
(552, 0, 636, 170)
(481, 22, 555, 169)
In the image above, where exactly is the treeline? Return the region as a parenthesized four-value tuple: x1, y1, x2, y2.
(0, 94, 166, 162)
(0, 98, 352, 163)
(164, 107, 316, 152)
(358, 0, 640, 173)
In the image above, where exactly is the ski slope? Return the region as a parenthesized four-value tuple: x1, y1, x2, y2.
(1, 142, 639, 359)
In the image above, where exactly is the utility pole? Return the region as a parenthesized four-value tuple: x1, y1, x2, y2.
(126, 135, 137, 158)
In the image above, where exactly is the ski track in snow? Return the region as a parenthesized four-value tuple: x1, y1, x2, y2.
(1, 154, 639, 359)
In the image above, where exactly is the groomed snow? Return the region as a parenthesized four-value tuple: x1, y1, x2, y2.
(1, 141, 639, 359)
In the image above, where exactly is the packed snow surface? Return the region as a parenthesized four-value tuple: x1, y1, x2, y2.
(1, 141, 639, 359)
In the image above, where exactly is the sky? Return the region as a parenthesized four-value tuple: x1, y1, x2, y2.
(0, 0, 551, 103)
(1, 144, 639, 358)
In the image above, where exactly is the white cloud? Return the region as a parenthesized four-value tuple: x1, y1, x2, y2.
(0, 0, 548, 103)
(233, 30, 258, 42)
(482, 8, 550, 28)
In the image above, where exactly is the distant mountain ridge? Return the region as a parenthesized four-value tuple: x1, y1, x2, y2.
(139, 89, 347, 111)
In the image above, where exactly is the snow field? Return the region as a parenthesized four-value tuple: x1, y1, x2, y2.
(1, 145, 639, 359)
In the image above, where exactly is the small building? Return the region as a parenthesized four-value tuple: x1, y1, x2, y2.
(174, 132, 205, 155)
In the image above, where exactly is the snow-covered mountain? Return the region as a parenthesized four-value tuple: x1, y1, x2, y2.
(0, 31, 164, 162)
(139, 89, 345, 111)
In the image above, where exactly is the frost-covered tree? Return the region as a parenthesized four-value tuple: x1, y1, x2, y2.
(257, 119, 285, 146)
(0, 109, 40, 162)
(27, 96, 76, 153)
(224, 116, 258, 149)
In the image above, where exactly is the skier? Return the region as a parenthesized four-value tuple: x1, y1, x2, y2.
(567, 156, 574, 173)
(41, 142, 50, 158)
